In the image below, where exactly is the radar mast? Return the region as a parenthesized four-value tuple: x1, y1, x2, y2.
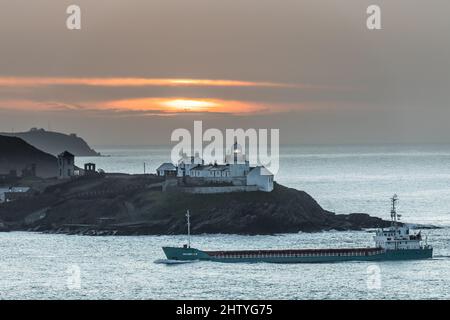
(186, 209, 191, 248)
(390, 194, 401, 228)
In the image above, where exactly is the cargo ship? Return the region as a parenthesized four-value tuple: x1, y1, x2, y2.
(162, 195, 433, 263)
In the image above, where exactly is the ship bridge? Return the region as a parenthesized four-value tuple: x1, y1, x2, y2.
(374, 195, 429, 251)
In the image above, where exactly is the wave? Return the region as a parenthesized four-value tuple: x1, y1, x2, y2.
(153, 259, 199, 265)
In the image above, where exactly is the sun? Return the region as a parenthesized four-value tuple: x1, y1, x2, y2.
(96, 97, 265, 114)
(163, 99, 218, 112)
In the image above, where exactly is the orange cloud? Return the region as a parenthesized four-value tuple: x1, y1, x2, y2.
(0, 77, 302, 88)
(0, 77, 344, 115)
(0, 99, 48, 111)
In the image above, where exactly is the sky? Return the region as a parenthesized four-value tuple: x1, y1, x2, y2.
(0, 0, 449, 145)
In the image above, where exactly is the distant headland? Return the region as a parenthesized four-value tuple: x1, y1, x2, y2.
(0, 128, 100, 157)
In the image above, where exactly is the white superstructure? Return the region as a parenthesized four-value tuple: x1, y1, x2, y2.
(374, 195, 428, 250)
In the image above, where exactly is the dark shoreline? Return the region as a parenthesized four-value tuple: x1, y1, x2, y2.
(1, 223, 442, 236)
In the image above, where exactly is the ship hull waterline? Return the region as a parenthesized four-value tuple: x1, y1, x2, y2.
(162, 247, 433, 263)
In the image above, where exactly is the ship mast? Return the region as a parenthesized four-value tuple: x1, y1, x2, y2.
(390, 194, 399, 228)
(186, 209, 191, 248)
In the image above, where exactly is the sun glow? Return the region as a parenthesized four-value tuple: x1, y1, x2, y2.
(162, 99, 218, 111)
(99, 97, 263, 114)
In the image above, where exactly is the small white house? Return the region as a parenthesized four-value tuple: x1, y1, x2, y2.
(157, 163, 177, 177)
(247, 166, 274, 192)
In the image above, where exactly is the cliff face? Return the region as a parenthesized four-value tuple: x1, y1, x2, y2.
(0, 174, 391, 235)
(0, 135, 58, 178)
(1, 129, 100, 156)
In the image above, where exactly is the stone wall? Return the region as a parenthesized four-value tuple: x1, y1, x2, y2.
(183, 176, 246, 186)
(181, 185, 259, 194)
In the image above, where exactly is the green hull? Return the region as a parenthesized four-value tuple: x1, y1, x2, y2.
(162, 246, 433, 263)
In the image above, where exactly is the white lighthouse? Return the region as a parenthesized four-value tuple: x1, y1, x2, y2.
(225, 140, 250, 177)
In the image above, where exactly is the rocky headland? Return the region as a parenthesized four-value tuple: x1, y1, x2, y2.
(0, 173, 393, 235)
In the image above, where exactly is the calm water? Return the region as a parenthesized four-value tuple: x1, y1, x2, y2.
(0, 230, 448, 299)
(1, 145, 450, 299)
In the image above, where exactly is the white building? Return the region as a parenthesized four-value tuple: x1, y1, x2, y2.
(247, 166, 274, 192)
(158, 142, 274, 192)
(190, 164, 231, 178)
(156, 163, 177, 176)
(180, 142, 250, 179)
(177, 152, 204, 177)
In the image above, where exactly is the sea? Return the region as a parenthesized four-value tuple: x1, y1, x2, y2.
(0, 144, 449, 299)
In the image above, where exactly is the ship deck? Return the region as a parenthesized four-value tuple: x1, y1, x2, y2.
(205, 247, 384, 258)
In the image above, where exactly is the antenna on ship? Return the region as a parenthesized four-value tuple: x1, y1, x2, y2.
(186, 209, 191, 248)
(390, 194, 399, 228)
